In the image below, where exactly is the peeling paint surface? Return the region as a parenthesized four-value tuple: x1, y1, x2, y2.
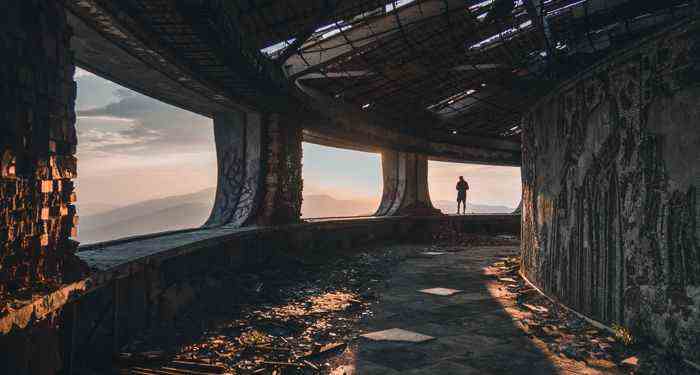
(521, 20, 700, 363)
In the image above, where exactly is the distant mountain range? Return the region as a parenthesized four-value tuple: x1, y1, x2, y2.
(76, 188, 513, 244)
(76, 188, 216, 244)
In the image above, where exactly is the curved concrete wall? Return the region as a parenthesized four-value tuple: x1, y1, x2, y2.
(521, 19, 700, 362)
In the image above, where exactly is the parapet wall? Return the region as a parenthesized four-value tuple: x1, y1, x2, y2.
(521, 18, 700, 362)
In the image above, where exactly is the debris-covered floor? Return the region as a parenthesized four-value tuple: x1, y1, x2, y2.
(115, 236, 683, 374)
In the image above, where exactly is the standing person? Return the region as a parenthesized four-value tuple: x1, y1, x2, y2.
(456, 176, 469, 215)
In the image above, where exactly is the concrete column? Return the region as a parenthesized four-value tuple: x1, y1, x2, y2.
(205, 111, 302, 227)
(375, 151, 442, 216)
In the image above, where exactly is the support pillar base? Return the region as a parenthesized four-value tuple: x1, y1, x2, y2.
(375, 151, 442, 217)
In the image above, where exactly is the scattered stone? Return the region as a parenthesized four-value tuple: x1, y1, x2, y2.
(498, 277, 518, 283)
(487, 254, 645, 374)
(522, 303, 549, 314)
(118, 246, 402, 374)
(621, 356, 639, 367)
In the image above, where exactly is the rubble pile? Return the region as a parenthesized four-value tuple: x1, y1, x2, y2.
(118, 249, 400, 374)
(486, 257, 698, 374)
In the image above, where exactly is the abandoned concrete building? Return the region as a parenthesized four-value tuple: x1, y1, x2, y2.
(1, 0, 699, 374)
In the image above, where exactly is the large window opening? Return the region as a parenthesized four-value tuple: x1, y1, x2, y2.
(428, 161, 521, 214)
(301, 143, 382, 218)
(74, 68, 216, 244)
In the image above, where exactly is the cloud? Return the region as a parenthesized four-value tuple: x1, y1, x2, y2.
(75, 75, 214, 156)
(77, 122, 161, 155)
(77, 89, 161, 119)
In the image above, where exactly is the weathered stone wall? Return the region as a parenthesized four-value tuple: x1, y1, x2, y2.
(521, 19, 700, 362)
(0, 1, 79, 297)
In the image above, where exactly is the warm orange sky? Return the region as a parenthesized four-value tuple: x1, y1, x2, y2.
(74, 68, 521, 212)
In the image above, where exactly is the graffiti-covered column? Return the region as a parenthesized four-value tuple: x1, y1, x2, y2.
(205, 111, 302, 228)
(375, 151, 441, 216)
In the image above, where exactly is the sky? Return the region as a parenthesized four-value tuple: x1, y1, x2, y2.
(74, 68, 521, 214)
(74, 68, 217, 209)
(428, 161, 521, 208)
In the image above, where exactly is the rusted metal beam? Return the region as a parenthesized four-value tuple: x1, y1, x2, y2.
(283, 0, 473, 79)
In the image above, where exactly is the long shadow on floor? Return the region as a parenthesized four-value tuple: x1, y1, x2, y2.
(332, 246, 560, 374)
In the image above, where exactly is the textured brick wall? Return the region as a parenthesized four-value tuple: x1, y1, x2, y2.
(521, 19, 700, 362)
(0, 1, 79, 296)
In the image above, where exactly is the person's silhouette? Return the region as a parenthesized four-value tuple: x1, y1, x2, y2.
(456, 176, 469, 214)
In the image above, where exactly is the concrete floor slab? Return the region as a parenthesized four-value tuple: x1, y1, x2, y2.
(345, 244, 619, 374)
(418, 287, 463, 296)
(361, 328, 435, 343)
(404, 361, 484, 375)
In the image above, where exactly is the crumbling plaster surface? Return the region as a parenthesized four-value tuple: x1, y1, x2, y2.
(521, 18, 700, 362)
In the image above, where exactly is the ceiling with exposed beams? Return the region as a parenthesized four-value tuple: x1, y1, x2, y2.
(229, 0, 694, 142)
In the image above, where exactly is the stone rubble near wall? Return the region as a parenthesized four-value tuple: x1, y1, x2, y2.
(521, 19, 700, 364)
(0, 0, 81, 300)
